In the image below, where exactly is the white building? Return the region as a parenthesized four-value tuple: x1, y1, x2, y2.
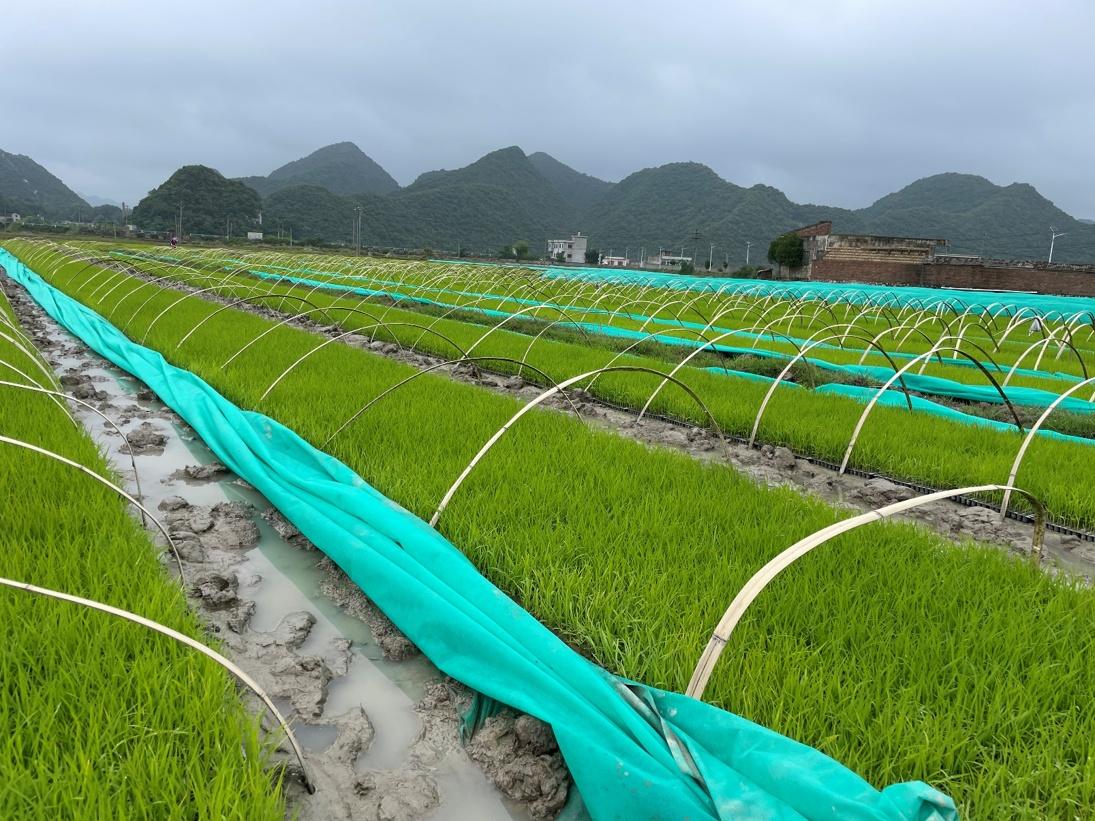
(601, 256, 629, 267)
(546, 232, 589, 264)
(649, 251, 693, 268)
(247, 231, 264, 241)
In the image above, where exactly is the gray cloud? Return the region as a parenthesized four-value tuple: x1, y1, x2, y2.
(3, 0, 1093, 216)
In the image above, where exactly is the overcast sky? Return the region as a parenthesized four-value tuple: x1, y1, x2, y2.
(3, 0, 1093, 216)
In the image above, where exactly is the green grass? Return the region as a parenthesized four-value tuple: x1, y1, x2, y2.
(13, 243, 1095, 817)
(49, 241, 1095, 530)
(0, 288, 284, 818)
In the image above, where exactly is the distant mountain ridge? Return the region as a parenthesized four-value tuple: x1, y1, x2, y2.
(249, 146, 1095, 263)
(0, 148, 90, 220)
(9, 140, 1092, 265)
(131, 165, 261, 236)
(236, 142, 400, 197)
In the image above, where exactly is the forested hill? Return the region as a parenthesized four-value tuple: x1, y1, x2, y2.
(236, 142, 400, 197)
(130, 165, 261, 236)
(115, 143, 1095, 264)
(251, 148, 1095, 263)
(0, 148, 91, 220)
(852, 173, 1095, 261)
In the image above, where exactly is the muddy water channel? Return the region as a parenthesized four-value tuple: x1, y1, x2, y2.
(11, 288, 567, 820)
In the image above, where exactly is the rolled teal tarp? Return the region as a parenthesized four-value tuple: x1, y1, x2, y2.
(1, 249, 956, 821)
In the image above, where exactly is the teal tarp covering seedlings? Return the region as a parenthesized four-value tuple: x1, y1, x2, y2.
(0, 249, 956, 820)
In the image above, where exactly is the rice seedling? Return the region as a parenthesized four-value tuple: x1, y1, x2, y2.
(10, 247, 1095, 816)
(31, 240, 1095, 530)
(0, 288, 285, 819)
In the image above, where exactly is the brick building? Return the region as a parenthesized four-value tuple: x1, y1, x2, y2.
(779, 221, 1095, 297)
(783, 221, 946, 281)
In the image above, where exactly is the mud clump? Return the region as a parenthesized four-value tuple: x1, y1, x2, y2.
(248, 611, 339, 719)
(188, 571, 255, 631)
(171, 462, 230, 482)
(203, 502, 260, 550)
(466, 712, 569, 819)
(121, 421, 167, 454)
(317, 558, 418, 661)
(263, 508, 314, 551)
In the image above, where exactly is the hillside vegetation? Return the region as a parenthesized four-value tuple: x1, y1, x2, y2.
(237, 142, 399, 197)
(130, 165, 260, 236)
(103, 144, 1095, 263)
(0, 149, 91, 220)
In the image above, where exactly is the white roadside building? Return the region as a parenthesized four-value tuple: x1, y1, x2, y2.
(547, 232, 589, 264)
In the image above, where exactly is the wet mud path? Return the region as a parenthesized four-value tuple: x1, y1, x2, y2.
(2, 277, 570, 821)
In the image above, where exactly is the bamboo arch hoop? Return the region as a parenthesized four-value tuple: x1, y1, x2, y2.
(0, 435, 182, 577)
(839, 343, 1026, 474)
(322, 355, 585, 447)
(0, 576, 314, 794)
(429, 366, 724, 528)
(686, 483, 1046, 700)
(1000, 375, 1095, 519)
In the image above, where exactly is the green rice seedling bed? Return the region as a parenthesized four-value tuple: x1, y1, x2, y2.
(0, 290, 283, 819)
(12, 247, 1095, 816)
(39, 242, 1095, 530)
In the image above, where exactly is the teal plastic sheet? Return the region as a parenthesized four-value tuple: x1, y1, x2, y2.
(536, 265, 1095, 319)
(814, 384, 1094, 447)
(836, 364, 1095, 414)
(1, 249, 957, 820)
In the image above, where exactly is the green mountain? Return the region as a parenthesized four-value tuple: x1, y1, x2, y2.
(585, 167, 1095, 265)
(266, 146, 577, 252)
(527, 151, 614, 211)
(238, 142, 400, 197)
(131, 165, 261, 236)
(853, 173, 1095, 261)
(0, 148, 90, 220)
(207, 142, 1095, 264)
(584, 163, 854, 263)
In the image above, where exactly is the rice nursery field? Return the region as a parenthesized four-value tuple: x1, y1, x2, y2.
(0, 286, 284, 818)
(28, 239, 1095, 529)
(4, 238, 1095, 817)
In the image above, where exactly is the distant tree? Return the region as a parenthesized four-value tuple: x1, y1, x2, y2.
(499, 244, 516, 259)
(514, 239, 531, 259)
(459, 246, 471, 257)
(585, 248, 600, 264)
(554, 251, 566, 262)
(679, 260, 695, 275)
(732, 264, 759, 278)
(767, 232, 804, 268)
(421, 247, 434, 259)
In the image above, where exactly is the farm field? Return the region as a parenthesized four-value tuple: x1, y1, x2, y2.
(0, 285, 285, 818)
(32, 240, 1095, 530)
(4, 239, 1095, 816)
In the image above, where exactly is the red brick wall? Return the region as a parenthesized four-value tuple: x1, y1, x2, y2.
(922, 264, 1095, 297)
(811, 258, 923, 286)
(810, 258, 1095, 297)
(795, 221, 832, 238)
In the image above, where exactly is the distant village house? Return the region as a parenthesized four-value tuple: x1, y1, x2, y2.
(547, 232, 588, 263)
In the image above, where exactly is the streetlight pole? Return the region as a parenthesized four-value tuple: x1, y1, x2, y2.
(1049, 227, 1067, 263)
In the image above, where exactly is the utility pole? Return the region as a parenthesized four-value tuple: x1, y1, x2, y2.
(176, 203, 183, 242)
(745, 241, 753, 266)
(1049, 227, 1067, 263)
(226, 216, 231, 241)
(708, 243, 714, 270)
(354, 206, 363, 254)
